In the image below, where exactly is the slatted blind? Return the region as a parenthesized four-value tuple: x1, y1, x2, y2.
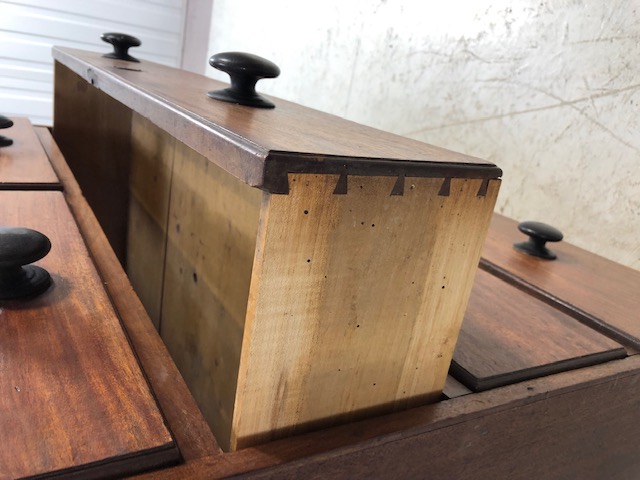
(0, 0, 187, 125)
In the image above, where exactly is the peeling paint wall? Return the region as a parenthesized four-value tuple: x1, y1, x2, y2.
(207, 0, 639, 270)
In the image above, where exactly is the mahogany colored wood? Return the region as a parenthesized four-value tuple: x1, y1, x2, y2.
(0, 116, 60, 189)
(451, 269, 626, 391)
(51, 47, 501, 193)
(0, 190, 178, 479)
(481, 214, 640, 349)
(35, 127, 220, 463)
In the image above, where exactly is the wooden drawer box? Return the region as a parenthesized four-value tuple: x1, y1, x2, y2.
(52, 47, 501, 450)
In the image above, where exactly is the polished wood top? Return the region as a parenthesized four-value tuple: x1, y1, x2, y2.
(481, 214, 640, 349)
(452, 269, 626, 391)
(0, 190, 178, 478)
(0, 117, 60, 189)
(52, 47, 500, 192)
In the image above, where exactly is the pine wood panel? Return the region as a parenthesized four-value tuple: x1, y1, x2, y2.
(231, 176, 500, 449)
(0, 190, 178, 479)
(481, 214, 640, 348)
(127, 113, 176, 329)
(0, 116, 60, 188)
(53, 62, 133, 264)
(451, 269, 626, 391)
(160, 134, 262, 451)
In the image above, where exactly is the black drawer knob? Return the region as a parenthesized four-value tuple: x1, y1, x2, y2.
(101, 32, 141, 62)
(207, 52, 280, 108)
(0, 115, 13, 129)
(0, 115, 13, 147)
(0, 227, 52, 300)
(514, 221, 563, 260)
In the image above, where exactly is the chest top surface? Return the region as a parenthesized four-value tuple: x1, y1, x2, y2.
(52, 47, 501, 193)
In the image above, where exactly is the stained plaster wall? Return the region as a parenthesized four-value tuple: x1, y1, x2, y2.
(207, 0, 640, 270)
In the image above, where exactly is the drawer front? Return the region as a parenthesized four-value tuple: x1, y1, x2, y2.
(0, 117, 60, 189)
(0, 190, 178, 478)
(481, 214, 640, 349)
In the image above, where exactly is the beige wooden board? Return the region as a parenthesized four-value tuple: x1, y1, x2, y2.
(160, 140, 262, 451)
(231, 175, 500, 449)
(127, 113, 176, 329)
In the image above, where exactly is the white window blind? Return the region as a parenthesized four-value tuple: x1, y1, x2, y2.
(0, 0, 187, 126)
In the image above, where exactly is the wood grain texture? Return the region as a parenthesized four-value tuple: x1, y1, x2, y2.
(51, 48, 500, 191)
(451, 269, 626, 391)
(0, 116, 60, 188)
(127, 113, 176, 329)
(231, 175, 500, 449)
(35, 127, 221, 464)
(0, 190, 177, 479)
(160, 132, 262, 451)
(481, 214, 640, 349)
(53, 62, 133, 264)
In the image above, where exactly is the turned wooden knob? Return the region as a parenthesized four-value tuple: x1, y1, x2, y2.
(207, 52, 280, 108)
(0, 227, 52, 300)
(513, 221, 563, 260)
(101, 32, 142, 62)
(0, 115, 13, 147)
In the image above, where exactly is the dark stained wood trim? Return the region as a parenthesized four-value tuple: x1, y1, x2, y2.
(0, 183, 63, 191)
(264, 152, 502, 194)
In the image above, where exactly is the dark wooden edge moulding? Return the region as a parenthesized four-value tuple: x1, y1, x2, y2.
(0, 183, 63, 191)
(264, 152, 501, 194)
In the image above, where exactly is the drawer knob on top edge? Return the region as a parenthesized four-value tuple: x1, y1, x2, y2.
(0, 115, 13, 147)
(0, 227, 52, 300)
(207, 52, 280, 109)
(101, 33, 142, 63)
(514, 221, 564, 260)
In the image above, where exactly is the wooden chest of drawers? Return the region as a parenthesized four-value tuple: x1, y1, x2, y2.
(0, 44, 638, 479)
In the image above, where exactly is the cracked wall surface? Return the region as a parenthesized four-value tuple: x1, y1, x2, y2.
(207, 0, 639, 270)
